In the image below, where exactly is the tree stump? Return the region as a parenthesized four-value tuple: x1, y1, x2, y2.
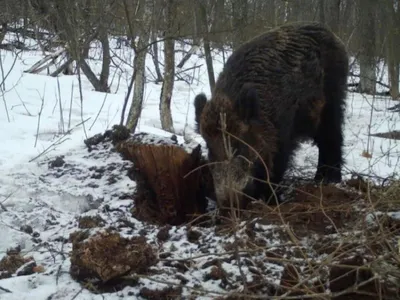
(116, 141, 213, 225)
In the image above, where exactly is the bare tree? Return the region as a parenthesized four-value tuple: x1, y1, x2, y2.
(159, 0, 175, 133)
(28, 0, 113, 92)
(150, 31, 163, 83)
(0, 23, 6, 44)
(324, 0, 341, 34)
(198, 1, 215, 91)
(231, 0, 249, 50)
(150, 1, 163, 83)
(98, 26, 111, 92)
(124, 0, 152, 132)
(384, 0, 400, 99)
(357, 0, 377, 94)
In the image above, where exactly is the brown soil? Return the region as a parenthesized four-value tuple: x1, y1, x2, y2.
(78, 215, 105, 229)
(244, 183, 364, 236)
(70, 229, 157, 291)
(0, 254, 27, 279)
(139, 286, 182, 299)
(0, 247, 38, 279)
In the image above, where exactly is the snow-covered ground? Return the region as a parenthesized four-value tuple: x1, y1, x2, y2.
(0, 33, 399, 299)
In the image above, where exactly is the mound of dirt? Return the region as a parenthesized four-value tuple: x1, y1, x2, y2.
(84, 124, 131, 151)
(0, 246, 42, 279)
(70, 230, 158, 290)
(78, 215, 106, 229)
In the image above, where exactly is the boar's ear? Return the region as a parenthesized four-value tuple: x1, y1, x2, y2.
(194, 93, 207, 133)
(235, 84, 260, 124)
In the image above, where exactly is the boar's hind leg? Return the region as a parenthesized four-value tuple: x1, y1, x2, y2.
(314, 67, 346, 184)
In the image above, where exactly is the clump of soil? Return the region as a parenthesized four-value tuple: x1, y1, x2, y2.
(78, 215, 105, 229)
(0, 247, 40, 279)
(0, 253, 26, 279)
(116, 141, 213, 226)
(139, 286, 182, 299)
(69, 230, 90, 244)
(48, 156, 65, 168)
(84, 124, 131, 151)
(70, 230, 158, 291)
(157, 225, 172, 241)
(187, 228, 202, 243)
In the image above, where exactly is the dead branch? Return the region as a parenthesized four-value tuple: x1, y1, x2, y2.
(24, 48, 65, 74)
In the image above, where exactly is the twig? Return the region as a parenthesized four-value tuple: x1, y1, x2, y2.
(14, 88, 32, 116)
(119, 68, 136, 126)
(56, 76, 65, 134)
(68, 81, 74, 130)
(0, 48, 5, 91)
(70, 287, 84, 300)
(0, 191, 16, 212)
(89, 89, 109, 131)
(76, 66, 88, 139)
(34, 84, 46, 148)
(0, 285, 12, 293)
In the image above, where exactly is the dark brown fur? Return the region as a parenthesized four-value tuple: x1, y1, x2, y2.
(195, 22, 348, 208)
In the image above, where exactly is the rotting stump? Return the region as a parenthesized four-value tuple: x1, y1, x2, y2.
(116, 141, 213, 225)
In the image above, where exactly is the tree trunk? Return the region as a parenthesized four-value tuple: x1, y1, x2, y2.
(270, 0, 277, 27)
(159, 40, 175, 133)
(386, 3, 400, 100)
(159, 0, 175, 133)
(231, 0, 248, 50)
(358, 0, 377, 95)
(126, 31, 151, 132)
(151, 31, 163, 83)
(82, 44, 90, 59)
(203, 40, 215, 92)
(325, 0, 341, 34)
(79, 59, 108, 92)
(387, 55, 399, 99)
(287, 0, 301, 23)
(198, 2, 215, 91)
(0, 23, 7, 44)
(99, 28, 111, 92)
(209, 0, 225, 45)
(62, 51, 74, 76)
(340, 0, 353, 39)
(319, 0, 325, 24)
(177, 45, 199, 69)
